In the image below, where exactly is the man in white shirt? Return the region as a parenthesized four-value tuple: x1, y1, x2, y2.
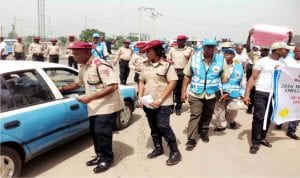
(0, 37, 8, 60)
(243, 42, 288, 154)
(233, 44, 248, 65)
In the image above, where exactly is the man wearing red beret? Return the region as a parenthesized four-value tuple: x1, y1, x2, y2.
(60, 41, 124, 173)
(67, 36, 78, 69)
(45, 38, 61, 63)
(29, 36, 44, 61)
(129, 42, 147, 85)
(13, 37, 26, 60)
(167, 35, 193, 115)
(113, 39, 133, 85)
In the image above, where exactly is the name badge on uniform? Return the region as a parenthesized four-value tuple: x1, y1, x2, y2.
(89, 84, 97, 91)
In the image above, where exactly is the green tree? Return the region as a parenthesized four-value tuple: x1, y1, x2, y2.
(24, 36, 33, 47)
(79, 29, 105, 42)
(8, 31, 17, 39)
(57, 36, 68, 46)
(127, 36, 138, 43)
(114, 35, 125, 49)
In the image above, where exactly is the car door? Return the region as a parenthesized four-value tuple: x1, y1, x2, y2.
(43, 67, 89, 135)
(0, 70, 71, 157)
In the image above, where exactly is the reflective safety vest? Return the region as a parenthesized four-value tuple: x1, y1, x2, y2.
(92, 42, 106, 59)
(190, 52, 224, 95)
(222, 63, 244, 99)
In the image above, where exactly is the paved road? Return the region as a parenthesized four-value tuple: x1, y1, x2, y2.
(8, 57, 300, 177)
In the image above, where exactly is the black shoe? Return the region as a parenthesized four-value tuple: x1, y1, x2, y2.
(200, 132, 209, 143)
(175, 109, 181, 116)
(229, 122, 237, 129)
(249, 144, 259, 154)
(261, 140, 272, 148)
(93, 159, 114, 173)
(86, 156, 101, 166)
(166, 151, 182, 166)
(214, 127, 226, 132)
(287, 132, 299, 140)
(185, 139, 196, 147)
(275, 124, 282, 130)
(147, 148, 163, 159)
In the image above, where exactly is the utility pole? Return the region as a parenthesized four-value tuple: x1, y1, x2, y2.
(37, 0, 46, 41)
(48, 16, 52, 37)
(84, 16, 87, 29)
(150, 10, 162, 40)
(120, 0, 123, 35)
(137, 7, 155, 41)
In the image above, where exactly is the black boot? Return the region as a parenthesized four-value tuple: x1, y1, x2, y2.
(200, 130, 209, 143)
(93, 159, 114, 173)
(147, 139, 163, 159)
(166, 143, 181, 166)
(86, 156, 101, 166)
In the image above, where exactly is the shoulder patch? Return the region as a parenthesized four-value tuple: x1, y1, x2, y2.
(86, 60, 93, 65)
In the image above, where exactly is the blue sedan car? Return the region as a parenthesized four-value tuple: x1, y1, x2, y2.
(0, 61, 137, 177)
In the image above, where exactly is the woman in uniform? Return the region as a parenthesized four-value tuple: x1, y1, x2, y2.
(138, 40, 182, 166)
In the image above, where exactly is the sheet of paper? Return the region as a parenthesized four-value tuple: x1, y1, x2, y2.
(140, 95, 154, 109)
(252, 24, 291, 47)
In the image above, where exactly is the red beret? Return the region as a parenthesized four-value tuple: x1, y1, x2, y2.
(143, 40, 164, 50)
(67, 41, 93, 50)
(17, 37, 22, 40)
(33, 36, 40, 40)
(69, 35, 75, 39)
(177, 35, 188, 40)
(135, 42, 146, 49)
(170, 42, 178, 47)
(50, 38, 57, 42)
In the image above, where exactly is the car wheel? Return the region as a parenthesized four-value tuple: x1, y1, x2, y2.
(116, 101, 133, 130)
(0, 146, 22, 178)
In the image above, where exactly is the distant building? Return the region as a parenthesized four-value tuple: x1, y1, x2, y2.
(292, 35, 300, 46)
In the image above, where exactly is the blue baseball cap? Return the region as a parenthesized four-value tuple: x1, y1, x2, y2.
(203, 39, 217, 46)
(223, 48, 236, 54)
(92, 33, 100, 38)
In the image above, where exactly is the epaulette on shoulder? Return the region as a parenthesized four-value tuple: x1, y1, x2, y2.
(165, 59, 174, 65)
(93, 58, 113, 69)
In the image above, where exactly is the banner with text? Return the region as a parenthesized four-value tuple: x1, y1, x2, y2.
(272, 66, 300, 124)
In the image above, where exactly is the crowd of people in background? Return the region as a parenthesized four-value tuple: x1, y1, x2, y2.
(1, 29, 299, 173)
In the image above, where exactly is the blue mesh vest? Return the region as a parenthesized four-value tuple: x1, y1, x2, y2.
(222, 63, 244, 99)
(92, 42, 106, 59)
(190, 52, 224, 94)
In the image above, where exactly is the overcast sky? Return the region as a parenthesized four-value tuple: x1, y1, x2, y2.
(1, 0, 299, 42)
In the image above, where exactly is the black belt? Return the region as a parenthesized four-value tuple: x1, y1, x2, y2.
(175, 68, 184, 72)
(120, 59, 130, 62)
